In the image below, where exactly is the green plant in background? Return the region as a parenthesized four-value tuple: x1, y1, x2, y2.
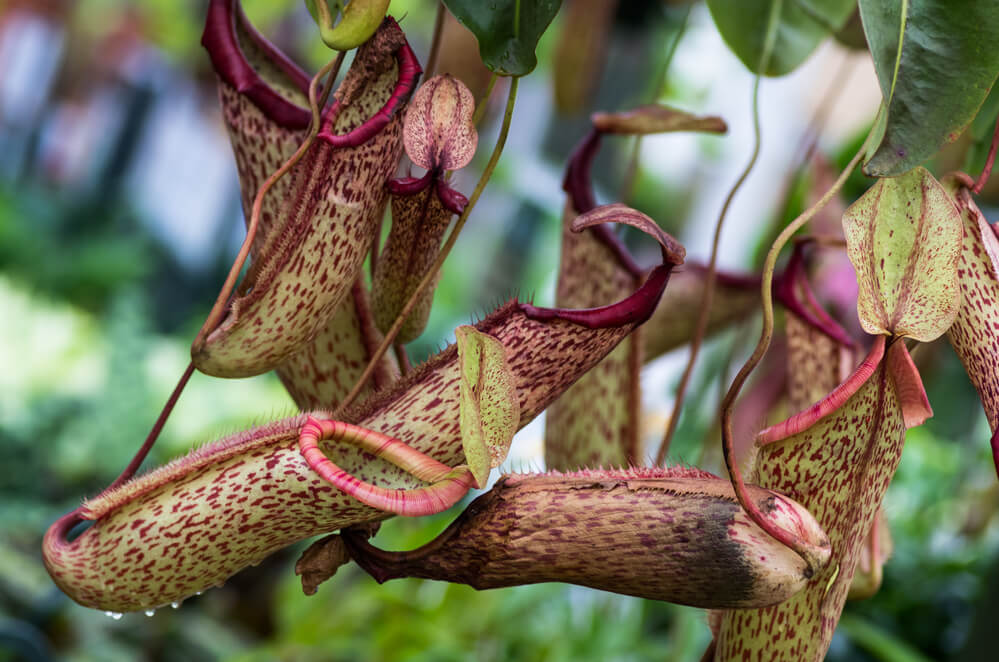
(10, 0, 999, 660)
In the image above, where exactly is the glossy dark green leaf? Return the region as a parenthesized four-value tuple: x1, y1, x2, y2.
(706, 0, 856, 76)
(860, 0, 999, 176)
(442, 0, 561, 76)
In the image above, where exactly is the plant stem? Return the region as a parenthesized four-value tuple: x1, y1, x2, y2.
(618, 3, 692, 203)
(394, 342, 411, 375)
(472, 74, 499, 126)
(108, 363, 195, 490)
(656, 20, 774, 465)
(336, 76, 519, 413)
(194, 52, 344, 347)
(974, 115, 999, 194)
(79, 44, 349, 506)
(719, 127, 875, 566)
(423, 1, 446, 80)
(752, 54, 855, 270)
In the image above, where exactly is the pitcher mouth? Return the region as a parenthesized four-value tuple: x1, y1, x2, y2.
(202, 0, 420, 144)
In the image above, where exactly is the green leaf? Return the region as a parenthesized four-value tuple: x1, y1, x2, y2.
(442, 0, 562, 76)
(456, 326, 520, 488)
(860, 0, 999, 176)
(706, 0, 856, 76)
(842, 167, 963, 341)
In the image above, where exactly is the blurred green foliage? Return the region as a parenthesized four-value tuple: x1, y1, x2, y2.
(4, 1, 999, 661)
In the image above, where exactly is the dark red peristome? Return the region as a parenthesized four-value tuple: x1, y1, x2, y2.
(561, 128, 644, 278)
(202, 0, 421, 148)
(202, 0, 312, 129)
(563, 128, 601, 214)
(318, 40, 421, 148)
(435, 177, 468, 214)
(522, 262, 673, 329)
(387, 171, 433, 196)
(385, 171, 468, 215)
(773, 244, 856, 348)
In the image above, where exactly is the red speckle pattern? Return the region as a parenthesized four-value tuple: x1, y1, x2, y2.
(714, 339, 908, 661)
(843, 167, 963, 341)
(277, 279, 398, 410)
(371, 182, 456, 343)
(785, 311, 853, 414)
(947, 184, 999, 435)
(192, 22, 411, 378)
(44, 292, 654, 611)
(545, 200, 643, 470)
(351, 470, 825, 609)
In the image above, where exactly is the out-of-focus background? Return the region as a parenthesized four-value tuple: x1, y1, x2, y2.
(3, 1, 999, 660)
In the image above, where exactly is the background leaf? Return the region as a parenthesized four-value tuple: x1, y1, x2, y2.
(706, 0, 856, 76)
(860, 0, 999, 176)
(441, 0, 562, 76)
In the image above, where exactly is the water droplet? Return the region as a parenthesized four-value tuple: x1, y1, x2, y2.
(170, 601, 181, 609)
(195, 591, 202, 596)
(145, 609, 155, 617)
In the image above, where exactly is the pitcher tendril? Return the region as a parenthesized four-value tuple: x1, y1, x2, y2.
(719, 125, 876, 567)
(472, 74, 499, 127)
(974, 115, 999, 194)
(657, 0, 781, 464)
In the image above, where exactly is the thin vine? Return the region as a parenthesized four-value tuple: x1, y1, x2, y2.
(422, 1, 447, 80)
(973, 114, 999, 194)
(618, 3, 692, 204)
(656, 0, 782, 465)
(719, 120, 879, 566)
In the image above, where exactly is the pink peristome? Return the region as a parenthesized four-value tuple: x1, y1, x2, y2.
(757, 336, 885, 446)
(716, 332, 917, 660)
(298, 417, 475, 517)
